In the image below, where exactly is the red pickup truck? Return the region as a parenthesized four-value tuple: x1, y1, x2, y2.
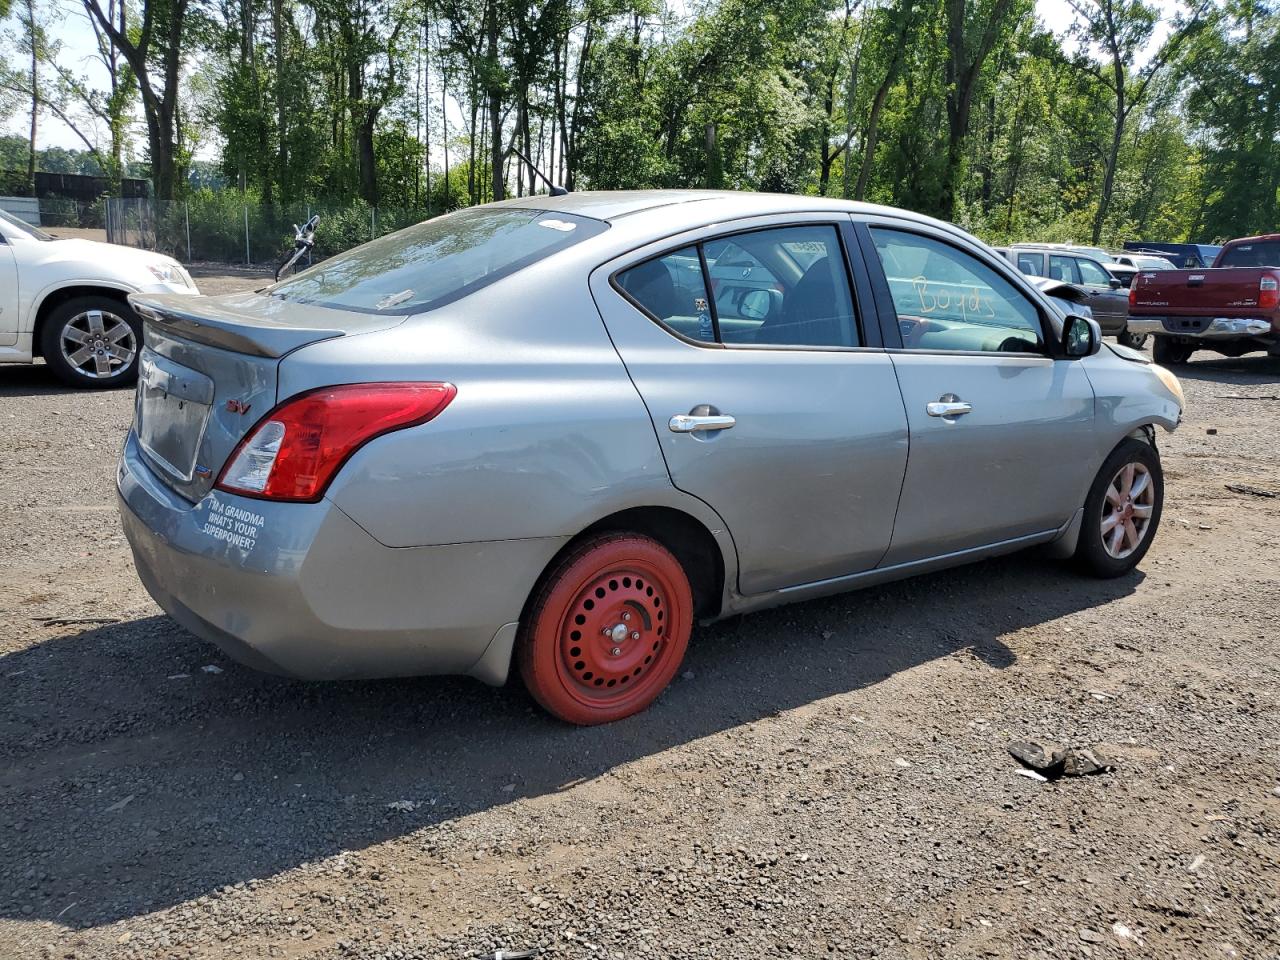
(1127, 233, 1280, 364)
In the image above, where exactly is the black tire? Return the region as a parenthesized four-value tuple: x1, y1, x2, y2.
(39, 295, 143, 388)
(1117, 329, 1148, 350)
(1074, 438, 1164, 578)
(1152, 337, 1193, 366)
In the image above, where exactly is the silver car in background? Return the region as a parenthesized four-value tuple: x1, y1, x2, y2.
(118, 191, 1185, 725)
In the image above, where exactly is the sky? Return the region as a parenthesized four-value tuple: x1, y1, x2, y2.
(1, 0, 1173, 158)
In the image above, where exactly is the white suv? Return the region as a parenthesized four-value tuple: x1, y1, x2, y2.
(0, 208, 199, 387)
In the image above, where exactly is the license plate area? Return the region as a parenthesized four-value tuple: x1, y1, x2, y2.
(137, 350, 214, 482)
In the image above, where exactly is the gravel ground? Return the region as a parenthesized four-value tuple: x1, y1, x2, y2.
(1, 272, 1277, 960)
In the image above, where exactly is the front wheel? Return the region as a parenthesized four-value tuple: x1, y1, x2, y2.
(39, 296, 142, 388)
(517, 532, 693, 725)
(1117, 329, 1148, 350)
(1152, 337, 1193, 365)
(1074, 438, 1164, 578)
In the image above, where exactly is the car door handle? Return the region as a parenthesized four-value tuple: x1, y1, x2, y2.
(669, 414, 736, 433)
(926, 395, 972, 418)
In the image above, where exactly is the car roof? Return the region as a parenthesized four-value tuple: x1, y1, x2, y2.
(1011, 244, 1087, 255)
(1225, 233, 1280, 246)
(490, 189, 957, 233)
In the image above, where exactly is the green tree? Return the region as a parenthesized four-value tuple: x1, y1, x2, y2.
(1180, 0, 1280, 238)
(82, 0, 200, 200)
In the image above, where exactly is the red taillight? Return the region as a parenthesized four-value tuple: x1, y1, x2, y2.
(1260, 275, 1278, 310)
(216, 382, 456, 502)
(1128, 281, 1138, 308)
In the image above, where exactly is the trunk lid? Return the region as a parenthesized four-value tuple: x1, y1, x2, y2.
(1130, 267, 1280, 318)
(129, 291, 405, 502)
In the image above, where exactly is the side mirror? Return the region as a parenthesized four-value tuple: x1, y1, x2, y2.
(740, 288, 772, 320)
(1108, 277, 1122, 289)
(1063, 314, 1102, 358)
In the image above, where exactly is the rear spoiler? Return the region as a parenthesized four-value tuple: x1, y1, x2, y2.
(130, 293, 344, 359)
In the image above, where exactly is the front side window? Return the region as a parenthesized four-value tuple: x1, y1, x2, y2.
(1048, 254, 1079, 284)
(617, 224, 860, 348)
(267, 207, 607, 315)
(1076, 257, 1112, 287)
(869, 227, 1044, 354)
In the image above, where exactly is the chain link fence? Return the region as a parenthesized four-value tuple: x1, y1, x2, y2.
(0, 196, 110, 232)
(103, 197, 429, 266)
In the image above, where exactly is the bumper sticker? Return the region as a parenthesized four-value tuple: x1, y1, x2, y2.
(200, 496, 264, 551)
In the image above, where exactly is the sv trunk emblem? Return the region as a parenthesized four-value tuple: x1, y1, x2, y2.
(226, 399, 252, 415)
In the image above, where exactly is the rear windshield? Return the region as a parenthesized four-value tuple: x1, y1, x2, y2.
(267, 207, 607, 314)
(1217, 240, 1280, 268)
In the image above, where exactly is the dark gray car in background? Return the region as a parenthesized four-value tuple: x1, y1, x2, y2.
(118, 191, 1184, 725)
(1000, 244, 1142, 347)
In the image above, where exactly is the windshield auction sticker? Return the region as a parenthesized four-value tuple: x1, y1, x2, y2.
(201, 496, 263, 551)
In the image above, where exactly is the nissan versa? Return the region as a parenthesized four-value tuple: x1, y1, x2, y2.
(117, 191, 1185, 725)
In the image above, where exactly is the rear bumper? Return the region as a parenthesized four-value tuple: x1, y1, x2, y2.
(117, 431, 565, 683)
(1134, 315, 1278, 340)
(1124, 316, 1167, 337)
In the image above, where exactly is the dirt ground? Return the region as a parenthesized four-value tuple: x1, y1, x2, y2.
(1, 270, 1277, 960)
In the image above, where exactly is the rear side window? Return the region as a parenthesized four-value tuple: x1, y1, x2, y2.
(1218, 240, 1280, 268)
(615, 246, 715, 341)
(1016, 252, 1041, 276)
(267, 208, 607, 314)
(617, 225, 860, 348)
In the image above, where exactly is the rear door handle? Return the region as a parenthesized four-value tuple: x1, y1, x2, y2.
(926, 394, 972, 418)
(669, 414, 736, 433)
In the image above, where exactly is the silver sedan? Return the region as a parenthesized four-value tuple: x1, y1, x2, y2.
(118, 191, 1184, 725)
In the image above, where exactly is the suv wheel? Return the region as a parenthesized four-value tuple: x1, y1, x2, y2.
(1152, 337, 1193, 366)
(39, 296, 143, 388)
(1117, 329, 1148, 350)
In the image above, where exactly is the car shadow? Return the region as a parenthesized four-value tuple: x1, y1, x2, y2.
(0, 362, 75, 398)
(1172, 352, 1280, 385)
(0, 362, 138, 398)
(0, 553, 1143, 928)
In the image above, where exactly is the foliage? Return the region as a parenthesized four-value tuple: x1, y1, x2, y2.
(4, 0, 1279, 247)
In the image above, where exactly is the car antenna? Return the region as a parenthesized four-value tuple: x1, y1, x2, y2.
(509, 147, 569, 197)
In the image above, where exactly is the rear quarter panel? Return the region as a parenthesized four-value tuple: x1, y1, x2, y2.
(289, 246, 732, 555)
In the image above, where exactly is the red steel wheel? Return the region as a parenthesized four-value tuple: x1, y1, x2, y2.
(518, 532, 693, 725)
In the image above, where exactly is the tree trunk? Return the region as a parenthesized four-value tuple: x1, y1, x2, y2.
(842, 26, 863, 200)
(855, 75, 894, 201)
(469, 92, 479, 205)
(1092, 86, 1125, 244)
(108, 0, 126, 191)
(939, 0, 1014, 220)
(441, 76, 450, 207)
(348, 60, 378, 204)
(24, 0, 37, 195)
(818, 69, 837, 196)
(980, 90, 996, 211)
(271, 0, 288, 201)
(486, 0, 504, 201)
(705, 122, 722, 188)
(565, 21, 594, 191)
